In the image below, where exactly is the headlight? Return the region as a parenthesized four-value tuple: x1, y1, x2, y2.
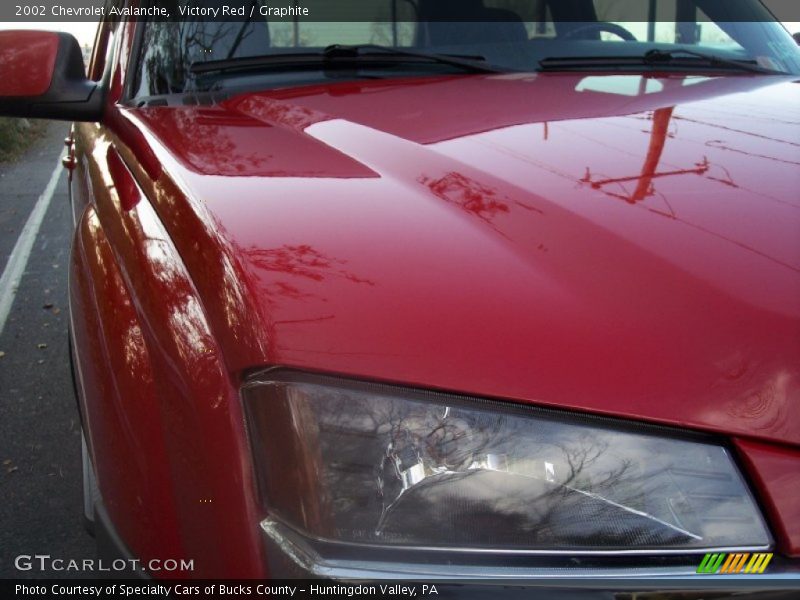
(243, 371, 771, 553)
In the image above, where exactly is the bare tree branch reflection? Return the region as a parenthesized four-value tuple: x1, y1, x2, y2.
(293, 389, 702, 548)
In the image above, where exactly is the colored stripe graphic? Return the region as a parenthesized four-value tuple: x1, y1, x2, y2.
(698, 553, 773, 574)
(697, 553, 726, 573)
(753, 553, 773, 574)
(720, 553, 749, 573)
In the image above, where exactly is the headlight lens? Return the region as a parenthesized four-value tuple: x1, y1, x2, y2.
(243, 372, 771, 553)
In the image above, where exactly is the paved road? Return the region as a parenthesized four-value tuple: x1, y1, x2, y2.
(0, 122, 96, 578)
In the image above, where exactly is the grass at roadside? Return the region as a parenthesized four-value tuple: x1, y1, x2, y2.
(0, 118, 47, 162)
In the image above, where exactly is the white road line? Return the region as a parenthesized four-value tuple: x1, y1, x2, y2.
(0, 153, 65, 337)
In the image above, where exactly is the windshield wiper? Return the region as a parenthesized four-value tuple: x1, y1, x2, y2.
(190, 44, 505, 76)
(643, 48, 788, 74)
(323, 44, 507, 73)
(539, 48, 788, 75)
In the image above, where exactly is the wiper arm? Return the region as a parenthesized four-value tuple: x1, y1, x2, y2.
(539, 49, 788, 75)
(321, 44, 505, 73)
(643, 48, 788, 75)
(190, 44, 505, 76)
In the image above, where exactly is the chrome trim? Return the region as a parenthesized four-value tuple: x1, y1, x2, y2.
(260, 520, 800, 583)
(81, 433, 96, 524)
(261, 519, 701, 579)
(261, 516, 772, 559)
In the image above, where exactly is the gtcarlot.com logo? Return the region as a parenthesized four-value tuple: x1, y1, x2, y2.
(697, 552, 773, 574)
(14, 554, 194, 573)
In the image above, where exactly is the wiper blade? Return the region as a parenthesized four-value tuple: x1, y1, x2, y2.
(539, 49, 788, 75)
(643, 48, 788, 74)
(322, 44, 506, 73)
(190, 44, 505, 75)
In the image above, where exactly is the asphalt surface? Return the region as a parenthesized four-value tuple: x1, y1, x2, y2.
(0, 121, 96, 578)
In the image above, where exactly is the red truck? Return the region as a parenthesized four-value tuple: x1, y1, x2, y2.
(0, 0, 798, 589)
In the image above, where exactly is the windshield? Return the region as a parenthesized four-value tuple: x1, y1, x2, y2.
(131, 0, 800, 98)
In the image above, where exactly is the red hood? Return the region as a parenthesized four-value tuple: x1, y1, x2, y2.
(128, 73, 800, 446)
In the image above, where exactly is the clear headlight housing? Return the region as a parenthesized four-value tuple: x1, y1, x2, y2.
(243, 372, 771, 553)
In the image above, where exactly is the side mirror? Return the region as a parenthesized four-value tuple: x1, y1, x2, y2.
(794, 32, 800, 45)
(0, 30, 103, 121)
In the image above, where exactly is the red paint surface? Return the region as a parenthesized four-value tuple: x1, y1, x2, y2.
(71, 132, 263, 577)
(0, 30, 58, 97)
(68, 30, 800, 575)
(132, 73, 800, 448)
